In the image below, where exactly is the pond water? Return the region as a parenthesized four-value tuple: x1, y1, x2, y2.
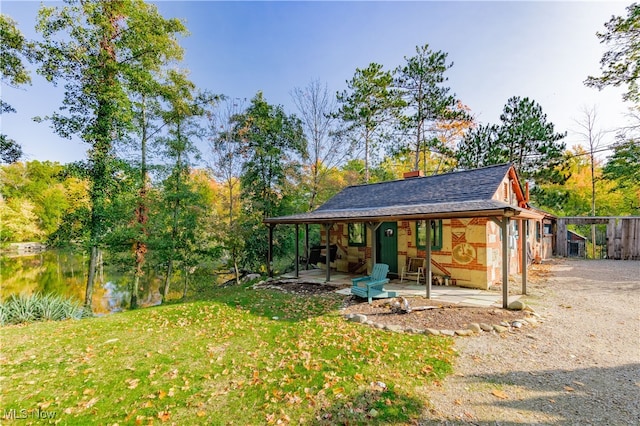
(0, 249, 162, 314)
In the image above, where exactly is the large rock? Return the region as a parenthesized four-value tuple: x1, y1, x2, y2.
(424, 329, 441, 336)
(243, 273, 262, 283)
(493, 324, 509, 333)
(508, 300, 527, 311)
(440, 329, 455, 337)
(479, 323, 493, 332)
(455, 329, 473, 336)
(348, 314, 367, 323)
(467, 323, 482, 333)
(384, 324, 405, 333)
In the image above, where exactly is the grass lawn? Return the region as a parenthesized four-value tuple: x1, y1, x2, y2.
(0, 282, 455, 425)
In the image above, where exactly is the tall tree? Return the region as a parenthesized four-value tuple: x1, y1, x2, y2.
(208, 97, 246, 284)
(35, 0, 186, 310)
(233, 92, 306, 270)
(604, 139, 640, 187)
(585, 3, 640, 104)
(336, 63, 402, 183)
(155, 71, 212, 302)
(455, 124, 502, 169)
(497, 96, 567, 183)
(394, 44, 466, 172)
(574, 106, 607, 257)
(291, 80, 346, 210)
(0, 14, 31, 163)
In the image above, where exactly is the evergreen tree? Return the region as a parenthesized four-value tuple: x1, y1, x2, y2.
(456, 96, 567, 185)
(336, 63, 402, 183)
(586, 3, 640, 104)
(394, 44, 466, 172)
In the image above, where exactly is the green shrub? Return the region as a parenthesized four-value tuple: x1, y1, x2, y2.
(0, 293, 91, 325)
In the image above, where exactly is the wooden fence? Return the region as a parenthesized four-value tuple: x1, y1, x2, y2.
(556, 217, 640, 260)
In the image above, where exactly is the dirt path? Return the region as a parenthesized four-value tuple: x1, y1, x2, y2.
(420, 259, 640, 425)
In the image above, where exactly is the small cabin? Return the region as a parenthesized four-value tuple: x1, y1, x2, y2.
(265, 164, 555, 291)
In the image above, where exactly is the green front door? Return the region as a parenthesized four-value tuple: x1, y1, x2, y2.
(377, 222, 398, 275)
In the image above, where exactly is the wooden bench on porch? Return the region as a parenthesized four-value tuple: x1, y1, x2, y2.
(351, 263, 396, 303)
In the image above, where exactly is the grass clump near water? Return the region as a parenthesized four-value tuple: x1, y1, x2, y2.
(0, 283, 455, 424)
(0, 293, 91, 325)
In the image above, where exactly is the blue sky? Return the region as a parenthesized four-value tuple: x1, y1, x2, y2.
(0, 1, 631, 164)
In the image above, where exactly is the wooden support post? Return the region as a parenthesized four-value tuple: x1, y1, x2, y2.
(557, 218, 567, 257)
(295, 224, 299, 279)
(305, 224, 310, 270)
(425, 219, 432, 299)
(267, 224, 274, 278)
(607, 218, 615, 259)
(325, 224, 331, 282)
(520, 219, 527, 295)
(501, 218, 510, 309)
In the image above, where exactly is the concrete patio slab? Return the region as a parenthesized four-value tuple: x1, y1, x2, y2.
(280, 269, 519, 308)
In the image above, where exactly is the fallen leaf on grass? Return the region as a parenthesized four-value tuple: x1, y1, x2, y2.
(82, 397, 99, 409)
(157, 411, 170, 422)
(126, 378, 140, 389)
(491, 389, 508, 399)
(37, 400, 52, 409)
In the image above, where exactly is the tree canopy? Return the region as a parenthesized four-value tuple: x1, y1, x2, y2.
(35, 0, 188, 309)
(586, 3, 640, 104)
(0, 14, 30, 163)
(336, 63, 402, 183)
(394, 44, 464, 172)
(457, 96, 567, 185)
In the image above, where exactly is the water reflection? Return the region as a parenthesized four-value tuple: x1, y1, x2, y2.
(0, 249, 161, 314)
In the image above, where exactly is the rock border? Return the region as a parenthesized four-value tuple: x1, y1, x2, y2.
(343, 302, 542, 337)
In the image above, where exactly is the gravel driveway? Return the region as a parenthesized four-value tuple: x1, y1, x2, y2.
(421, 259, 640, 425)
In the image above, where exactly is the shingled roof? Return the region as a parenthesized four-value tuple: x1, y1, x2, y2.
(264, 163, 542, 224)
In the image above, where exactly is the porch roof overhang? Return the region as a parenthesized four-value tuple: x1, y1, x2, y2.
(264, 200, 544, 225)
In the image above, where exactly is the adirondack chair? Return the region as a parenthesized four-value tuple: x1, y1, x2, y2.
(351, 263, 396, 304)
(400, 257, 425, 284)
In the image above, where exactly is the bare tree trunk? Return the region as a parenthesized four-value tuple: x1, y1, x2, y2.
(233, 258, 240, 285)
(98, 249, 104, 284)
(364, 128, 370, 183)
(163, 258, 173, 301)
(591, 152, 597, 259)
(414, 127, 421, 172)
(182, 270, 188, 299)
(84, 245, 98, 310)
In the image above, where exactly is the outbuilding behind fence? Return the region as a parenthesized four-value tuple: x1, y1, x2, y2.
(556, 217, 640, 260)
